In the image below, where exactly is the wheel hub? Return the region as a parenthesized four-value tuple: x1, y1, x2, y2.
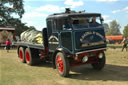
(56, 56, 64, 73)
(26, 51, 30, 63)
(19, 50, 23, 60)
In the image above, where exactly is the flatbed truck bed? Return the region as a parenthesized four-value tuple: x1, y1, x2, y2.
(17, 42, 44, 50)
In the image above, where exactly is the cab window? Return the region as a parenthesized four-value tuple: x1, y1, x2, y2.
(52, 19, 57, 32)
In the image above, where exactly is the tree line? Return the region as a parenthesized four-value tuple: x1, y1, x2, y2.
(104, 20, 128, 37)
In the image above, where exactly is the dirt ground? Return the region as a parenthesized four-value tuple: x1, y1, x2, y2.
(0, 48, 128, 85)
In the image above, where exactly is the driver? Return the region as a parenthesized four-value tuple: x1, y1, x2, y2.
(63, 19, 71, 30)
(91, 18, 97, 24)
(90, 18, 99, 26)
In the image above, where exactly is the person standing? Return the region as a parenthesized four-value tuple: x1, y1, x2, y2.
(5, 39, 11, 52)
(121, 37, 128, 51)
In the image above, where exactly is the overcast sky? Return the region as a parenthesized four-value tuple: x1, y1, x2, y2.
(22, 0, 128, 33)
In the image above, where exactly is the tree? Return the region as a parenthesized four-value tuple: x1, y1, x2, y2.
(104, 23, 109, 35)
(0, 0, 25, 36)
(123, 24, 128, 37)
(29, 26, 36, 30)
(0, 0, 36, 36)
(107, 20, 121, 35)
(0, 0, 24, 26)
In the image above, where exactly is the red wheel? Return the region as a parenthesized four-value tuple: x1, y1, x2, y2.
(18, 47, 26, 63)
(25, 48, 32, 65)
(56, 56, 64, 73)
(25, 48, 40, 65)
(20, 50, 23, 60)
(55, 52, 70, 77)
(25, 50, 30, 63)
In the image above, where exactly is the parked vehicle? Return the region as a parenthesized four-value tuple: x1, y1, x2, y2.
(17, 9, 107, 77)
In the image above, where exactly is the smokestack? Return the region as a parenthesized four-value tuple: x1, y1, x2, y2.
(65, 8, 71, 13)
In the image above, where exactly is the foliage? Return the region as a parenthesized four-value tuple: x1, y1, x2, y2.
(104, 23, 109, 35)
(0, 0, 36, 36)
(123, 24, 128, 37)
(0, 0, 24, 22)
(107, 20, 121, 35)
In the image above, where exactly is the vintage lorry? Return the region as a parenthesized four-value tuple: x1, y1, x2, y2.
(17, 9, 107, 77)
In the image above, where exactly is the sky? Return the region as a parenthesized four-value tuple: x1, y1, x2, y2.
(21, 0, 128, 33)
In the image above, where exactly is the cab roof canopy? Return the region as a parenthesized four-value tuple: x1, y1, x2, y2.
(47, 8, 101, 19)
(0, 27, 15, 30)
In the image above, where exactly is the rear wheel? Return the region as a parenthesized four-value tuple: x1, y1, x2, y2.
(55, 52, 70, 77)
(18, 47, 26, 63)
(25, 48, 41, 66)
(91, 52, 106, 70)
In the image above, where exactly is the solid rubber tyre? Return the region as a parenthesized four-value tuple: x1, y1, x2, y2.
(91, 52, 106, 70)
(18, 47, 26, 63)
(25, 48, 32, 65)
(55, 52, 70, 77)
(25, 48, 41, 66)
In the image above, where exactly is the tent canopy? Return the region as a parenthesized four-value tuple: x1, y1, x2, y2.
(0, 27, 15, 30)
(106, 35, 123, 40)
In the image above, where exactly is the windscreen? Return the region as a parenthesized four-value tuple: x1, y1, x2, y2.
(71, 16, 102, 29)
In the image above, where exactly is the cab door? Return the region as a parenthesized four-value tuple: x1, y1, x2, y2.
(47, 19, 59, 51)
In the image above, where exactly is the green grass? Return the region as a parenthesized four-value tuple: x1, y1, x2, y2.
(0, 49, 128, 85)
(107, 44, 122, 48)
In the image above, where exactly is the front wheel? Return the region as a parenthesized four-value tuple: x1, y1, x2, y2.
(91, 52, 106, 70)
(55, 52, 70, 77)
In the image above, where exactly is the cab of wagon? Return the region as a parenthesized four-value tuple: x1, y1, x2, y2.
(46, 11, 106, 54)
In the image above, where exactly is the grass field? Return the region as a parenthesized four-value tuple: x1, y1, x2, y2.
(107, 44, 122, 48)
(0, 48, 128, 85)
